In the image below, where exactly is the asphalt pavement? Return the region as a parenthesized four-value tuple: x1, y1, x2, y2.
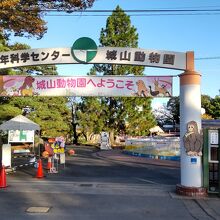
(0, 146, 220, 220)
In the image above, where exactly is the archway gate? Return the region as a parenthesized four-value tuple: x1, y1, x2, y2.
(0, 37, 205, 196)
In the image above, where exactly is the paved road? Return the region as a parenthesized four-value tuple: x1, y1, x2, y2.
(0, 145, 220, 220)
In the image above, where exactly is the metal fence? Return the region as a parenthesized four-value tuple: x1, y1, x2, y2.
(125, 137, 180, 156)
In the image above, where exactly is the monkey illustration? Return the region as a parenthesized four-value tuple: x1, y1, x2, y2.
(183, 121, 203, 156)
(135, 80, 149, 97)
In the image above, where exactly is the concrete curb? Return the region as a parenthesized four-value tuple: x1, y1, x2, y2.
(95, 149, 180, 168)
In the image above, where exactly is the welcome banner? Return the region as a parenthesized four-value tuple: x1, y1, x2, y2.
(0, 75, 172, 97)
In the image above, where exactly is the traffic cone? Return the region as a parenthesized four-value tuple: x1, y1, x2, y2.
(36, 159, 44, 178)
(46, 157, 52, 170)
(0, 166, 7, 188)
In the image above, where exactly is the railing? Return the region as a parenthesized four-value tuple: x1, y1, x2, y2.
(125, 137, 180, 157)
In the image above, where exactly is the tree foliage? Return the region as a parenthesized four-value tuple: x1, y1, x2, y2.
(212, 96, 220, 118)
(28, 97, 71, 137)
(78, 97, 105, 141)
(201, 95, 213, 116)
(164, 95, 220, 124)
(0, 95, 71, 138)
(99, 5, 144, 75)
(0, 1, 96, 140)
(0, 0, 95, 39)
(0, 32, 58, 76)
(0, 33, 71, 138)
(98, 6, 155, 137)
(203, 95, 220, 119)
(78, 6, 156, 142)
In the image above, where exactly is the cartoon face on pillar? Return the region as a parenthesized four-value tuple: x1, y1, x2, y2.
(183, 121, 203, 156)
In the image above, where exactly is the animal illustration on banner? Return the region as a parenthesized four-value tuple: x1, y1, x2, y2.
(135, 80, 149, 97)
(19, 76, 35, 96)
(153, 78, 171, 96)
(0, 75, 36, 96)
(134, 77, 172, 97)
(0, 76, 14, 95)
(0, 75, 172, 97)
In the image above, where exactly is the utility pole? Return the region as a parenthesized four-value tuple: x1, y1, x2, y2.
(71, 100, 79, 145)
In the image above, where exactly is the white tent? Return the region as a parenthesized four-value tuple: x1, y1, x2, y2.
(0, 115, 40, 131)
(149, 126, 164, 134)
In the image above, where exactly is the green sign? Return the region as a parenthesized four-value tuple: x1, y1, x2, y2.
(71, 37, 97, 63)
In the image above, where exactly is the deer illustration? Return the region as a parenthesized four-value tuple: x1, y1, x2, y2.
(154, 78, 171, 96)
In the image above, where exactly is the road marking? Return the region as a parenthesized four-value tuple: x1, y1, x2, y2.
(26, 206, 50, 213)
(135, 177, 159, 184)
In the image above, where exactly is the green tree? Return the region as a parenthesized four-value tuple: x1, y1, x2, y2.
(100, 6, 155, 138)
(82, 6, 156, 142)
(201, 95, 220, 119)
(201, 95, 213, 117)
(166, 95, 211, 124)
(0, 32, 10, 51)
(0, 0, 96, 140)
(210, 96, 220, 119)
(165, 94, 220, 122)
(0, 96, 71, 138)
(78, 97, 105, 142)
(28, 97, 71, 138)
(0, 33, 71, 138)
(0, 0, 95, 39)
(0, 32, 14, 75)
(0, 32, 58, 76)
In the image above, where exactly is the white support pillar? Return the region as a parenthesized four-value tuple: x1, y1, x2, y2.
(176, 52, 207, 196)
(180, 71, 202, 187)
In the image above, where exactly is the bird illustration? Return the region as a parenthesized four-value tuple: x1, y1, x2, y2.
(149, 86, 159, 96)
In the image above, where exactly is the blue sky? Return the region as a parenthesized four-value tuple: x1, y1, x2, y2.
(10, 0, 220, 106)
